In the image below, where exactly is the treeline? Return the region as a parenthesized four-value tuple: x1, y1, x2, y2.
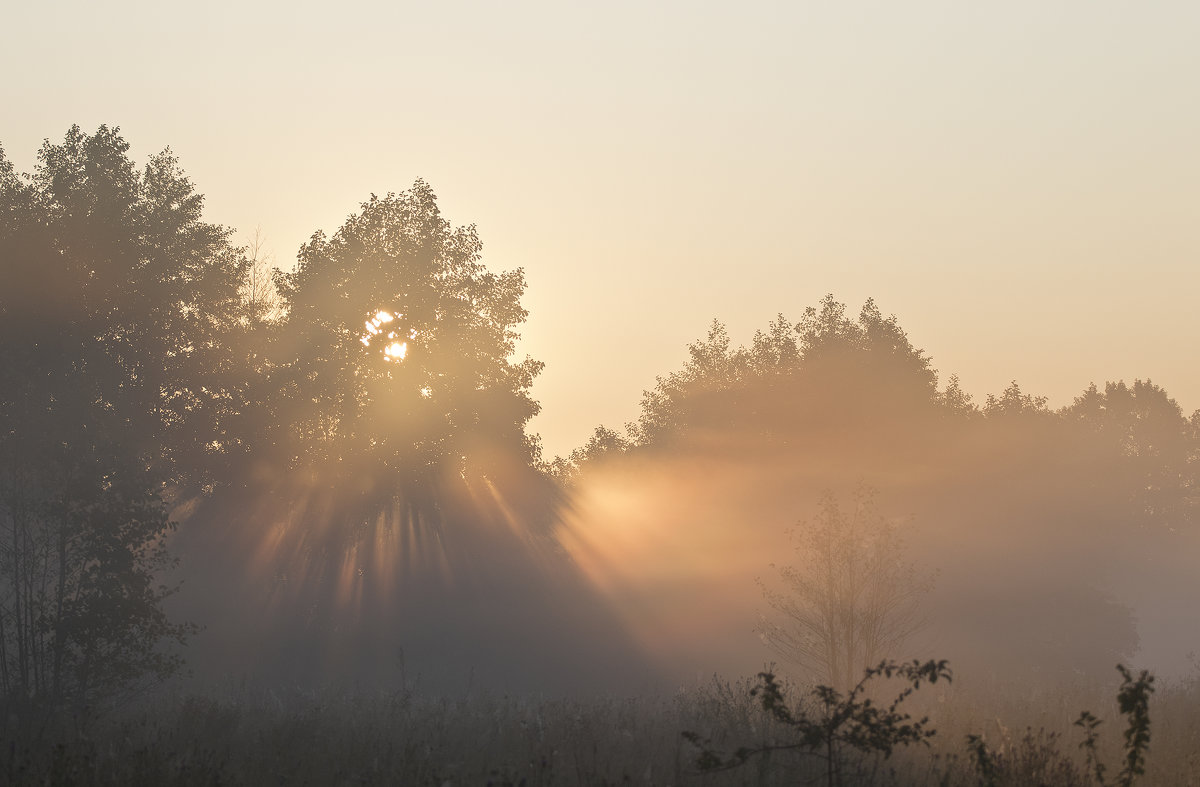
(556, 296, 1198, 518)
(2, 125, 1197, 712)
(550, 297, 1199, 685)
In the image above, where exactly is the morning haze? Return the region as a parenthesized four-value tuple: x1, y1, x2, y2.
(4, 1, 1198, 457)
(2, 2, 1199, 785)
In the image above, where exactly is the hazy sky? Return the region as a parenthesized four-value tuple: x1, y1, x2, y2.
(5, 1, 1198, 457)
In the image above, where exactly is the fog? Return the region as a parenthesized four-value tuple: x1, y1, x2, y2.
(3, 127, 1199, 784)
(158, 292, 1200, 698)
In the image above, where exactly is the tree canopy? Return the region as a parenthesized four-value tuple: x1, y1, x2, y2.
(268, 182, 542, 494)
(0, 126, 235, 709)
(554, 295, 1196, 685)
(0, 125, 250, 493)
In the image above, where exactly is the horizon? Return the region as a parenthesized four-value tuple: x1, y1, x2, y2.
(4, 1, 1198, 458)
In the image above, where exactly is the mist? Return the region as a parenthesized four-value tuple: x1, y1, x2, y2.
(2, 127, 1198, 784)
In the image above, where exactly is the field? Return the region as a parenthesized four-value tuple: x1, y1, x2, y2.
(4, 665, 1198, 786)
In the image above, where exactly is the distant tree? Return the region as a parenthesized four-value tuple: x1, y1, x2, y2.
(758, 486, 933, 692)
(937, 374, 979, 417)
(548, 425, 632, 484)
(1066, 379, 1197, 526)
(983, 380, 1050, 419)
(628, 297, 939, 448)
(797, 296, 937, 396)
(240, 226, 283, 326)
(632, 319, 748, 445)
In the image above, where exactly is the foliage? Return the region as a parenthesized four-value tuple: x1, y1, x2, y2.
(629, 297, 937, 447)
(683, 659, 952, 787)
(965, 663, 1156, 787)
(0, 663, 1189, 786)
(1073, 665, 1155, 787)
(269, 181, 543, 495)
(758, 486, 934, 692)
(0, 127, 213, 712)
(0, 439, 193, 714)
(965, 728, 1092, 787)
(1066, 380, 1196, 526)
(983, 381, 1050, 419)
(546, 425, 632, 484)
(0, 125, 251, 492)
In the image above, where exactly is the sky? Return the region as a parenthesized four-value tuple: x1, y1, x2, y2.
(4, 1, 1198, 458)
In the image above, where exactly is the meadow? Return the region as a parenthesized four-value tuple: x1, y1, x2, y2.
(4, 661, 1198, 786)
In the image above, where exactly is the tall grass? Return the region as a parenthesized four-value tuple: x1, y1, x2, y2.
(2, 665, 1196, 785)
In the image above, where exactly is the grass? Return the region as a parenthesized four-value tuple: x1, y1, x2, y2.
(2, 665, 1197, 786)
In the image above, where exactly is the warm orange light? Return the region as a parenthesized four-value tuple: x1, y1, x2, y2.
(361, 309, 409, 361)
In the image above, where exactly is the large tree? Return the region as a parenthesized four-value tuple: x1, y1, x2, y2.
(176, 183, 555, 687)
(0, 126, 243, 710)
(1, 126, 251, 492)
(268, 182, 542, 498)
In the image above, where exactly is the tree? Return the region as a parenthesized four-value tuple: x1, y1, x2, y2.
(1066, 379, 1197, 526)
(239, 226, 283, 326)
(0, 125, 252, 493)
(627, 297, 940, 449)
(0, 425, 191, 713)
(983, 380, 1050, 419)
(0, 126, 229, 711)
(632, 319, 745, 445)
(758, 486, 933, 692)
(547, 425, 632, 484)
(264, 180, 543, 523)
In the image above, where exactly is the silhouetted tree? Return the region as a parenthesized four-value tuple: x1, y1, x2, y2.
(173, 183, 566, 689)
(269, 181, 541, 488)
(628, 298, 940, 449)
(796, 296, 936, 396)
(0, 424, 191, 713)
(984, 380, 1050, 419)
(547, 425, 632, 484)
(937, 374, 979, 417)
(1066, 379, 1197, 526)
(0, 125, 251, 493)
(0, 126, 231, 711)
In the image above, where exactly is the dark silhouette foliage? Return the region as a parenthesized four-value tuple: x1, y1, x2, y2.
(555, 295, 1189, 686)
(268, 182, 542, 497)
(684, 659, 952, 787)
(0, 126, 227, 711)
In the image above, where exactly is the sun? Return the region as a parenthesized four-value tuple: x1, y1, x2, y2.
(360, 309, 412, 363)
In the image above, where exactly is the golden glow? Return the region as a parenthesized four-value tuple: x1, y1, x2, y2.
(553, 453, 798, 675)
(361, 309, 410, 362)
